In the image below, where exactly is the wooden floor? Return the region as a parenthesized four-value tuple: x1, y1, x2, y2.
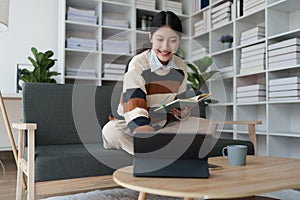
(0, 151, 26, 200)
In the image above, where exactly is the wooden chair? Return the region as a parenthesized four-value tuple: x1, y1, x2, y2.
(214, 120, 262, 155)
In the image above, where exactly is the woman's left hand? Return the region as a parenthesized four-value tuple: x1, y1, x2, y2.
(169, 107, 191, 118)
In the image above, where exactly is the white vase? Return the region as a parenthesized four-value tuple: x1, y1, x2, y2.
(223, 42, 232, 49)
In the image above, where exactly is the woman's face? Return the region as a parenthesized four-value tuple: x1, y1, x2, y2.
(150, 25, 180, 65)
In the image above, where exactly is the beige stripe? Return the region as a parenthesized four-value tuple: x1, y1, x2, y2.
(123, 107, 149, 123)
(123, 98, 147, 113)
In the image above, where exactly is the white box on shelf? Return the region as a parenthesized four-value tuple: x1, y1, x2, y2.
(241, 53, 265, 63)
(241, 48, 265, 59)
(211, 1, 232, 14)
(237, 84, 266, 92)
(269, 96, 300, 101)
(268, 45, 300, 57)
(237, 90, 266, 97)
(269, 76, 300, 86)
(268, 38, 300, 51)
(269, 90, 300, 97)
(241, 59, 265, 68)
(237, 96, 266, 103)
(268, 52, 300, 63)
(239, 65, 265, 74)
(269, 83, 300, 92)
(241, 26, 265, 38)
(241, 43, 265, 53)
(240, 35, 265, 45)
(268, 59, 300, 69)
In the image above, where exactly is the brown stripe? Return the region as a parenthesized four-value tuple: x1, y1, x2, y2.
(123, 98, 148, 113)
(146, 81, 181, 95)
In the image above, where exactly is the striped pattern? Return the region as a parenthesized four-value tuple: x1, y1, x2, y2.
(121, 50, 187, 133)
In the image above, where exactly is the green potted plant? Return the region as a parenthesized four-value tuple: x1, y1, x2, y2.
(20, 47, 60, 83)
(220, 34, 233, 49)
(186, 56, 219, 105)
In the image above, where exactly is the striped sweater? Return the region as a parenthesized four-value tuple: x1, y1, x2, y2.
(118, 50, 187, 133)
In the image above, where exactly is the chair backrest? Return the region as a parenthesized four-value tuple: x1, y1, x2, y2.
(22, 83, 119, 146)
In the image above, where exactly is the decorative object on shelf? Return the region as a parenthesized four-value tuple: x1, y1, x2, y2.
(186, 56, 219, 105)
(220, 34, 233, 49)
(0, 0, 10, 31)
(19, 47, 60, 83)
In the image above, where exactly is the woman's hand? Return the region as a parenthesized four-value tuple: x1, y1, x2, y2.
(169, 107, 192, 119)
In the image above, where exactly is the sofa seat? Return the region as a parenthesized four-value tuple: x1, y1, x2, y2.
(34, 144, 132, 182)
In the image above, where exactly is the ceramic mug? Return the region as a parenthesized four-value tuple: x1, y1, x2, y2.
(222, 145, 247, 166)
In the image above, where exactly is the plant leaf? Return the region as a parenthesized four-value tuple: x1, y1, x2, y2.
(194, 56, 212, 72)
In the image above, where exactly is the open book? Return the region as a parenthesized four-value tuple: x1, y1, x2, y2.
(154, 93, 211, 113)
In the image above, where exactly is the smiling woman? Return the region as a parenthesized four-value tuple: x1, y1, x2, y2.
(101, 11, 214, 155)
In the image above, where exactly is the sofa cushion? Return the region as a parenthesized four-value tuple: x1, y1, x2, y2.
(34, 144, 132, 181)
(23, 83, 117, 146)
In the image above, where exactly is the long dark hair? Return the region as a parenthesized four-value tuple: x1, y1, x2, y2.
(150, 11, 183, 38)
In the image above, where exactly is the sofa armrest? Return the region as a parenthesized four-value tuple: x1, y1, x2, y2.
(12, 123, 37, 130)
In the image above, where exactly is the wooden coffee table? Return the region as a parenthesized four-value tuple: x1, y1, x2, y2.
(113, 156, 300, 200)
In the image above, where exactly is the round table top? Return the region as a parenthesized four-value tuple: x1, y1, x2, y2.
(113, 156, 300, 199)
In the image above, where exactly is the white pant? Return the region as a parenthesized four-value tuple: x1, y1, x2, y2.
(102, 117, 216, 155)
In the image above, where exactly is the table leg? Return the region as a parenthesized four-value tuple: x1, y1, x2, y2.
(138, 192, 147, 200)
(184, 198, 194, 200)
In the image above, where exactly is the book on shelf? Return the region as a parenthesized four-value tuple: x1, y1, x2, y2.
(268, 45, 300, 57)
(268, 52, 300, 63)
(211, 17, 231, 29)
(268, 59, 300, 69)
(103, 63, 126, 70)
(241, 26, 265, 38)
(269, 90, 300, 98)
(241, 59, 265, 68)
(212, 6, 231, 18)
(243, 0, 265, 15)
(239, 65, 264, 74)
(211, 1, 232, 14)
(211, 12, 231, 24)
(236, 0, 243, 17)
(269, 96, 300, 101)
(67, 7, 97, 24)
(103, 68, 124, 75)
(241, 48, 265, 58)
(102, 14, 129, 28)
(237, 90, 266, 98)
(66, 37, 97, 51)
(102, 73, 123, 79)
(241, 43, 265, 53)
(102, 39, 130, 54)
(136, 0, 155, 10)
(243, 0, 265, 9)
(268, 38, 300, 51)
(237, 84, 266, 92)
(154, 93, 211, 113)
(269, 83, 300, 92)
(241, 53, 265, 64)
(240, 35, 265, 45)
(66, 68, 98, 78)
(237, 96, 266, 103)
(269, 76, 300, 86)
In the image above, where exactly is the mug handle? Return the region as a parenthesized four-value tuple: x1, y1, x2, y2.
(222, 147, 228, 158)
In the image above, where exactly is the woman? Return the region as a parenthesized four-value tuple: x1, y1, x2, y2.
(102, 11, 212, 155)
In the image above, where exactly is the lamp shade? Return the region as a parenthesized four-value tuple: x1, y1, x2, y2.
(0, 0, 10, 31)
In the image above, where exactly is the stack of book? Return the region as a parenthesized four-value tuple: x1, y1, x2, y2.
(66, 37, 97, 51)
(237, 84, 266, 103)
(67, 7, 97, 24)
(65, 68, 98, 78)
(165, 1, 182, 15)
(269, 76, 300, 101)
(243, 0, 265, 16)
(211, 1, 232, 29)
(102, 39, 130, 54)
(193, 9, 210, 36)
(240, 43, 265, 74)
(190, 47, 209, 61)
(102, 14, 129, 28)
(102, 63, 126, 79)
(268, 38, 300, 70)
(240, 26, 265, 45)
(220, 65, 234, 77)
(136, 0, 155, 10)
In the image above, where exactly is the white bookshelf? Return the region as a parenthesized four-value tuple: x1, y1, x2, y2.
(57, 0, 300, 159)
(201, 0, 300, 159)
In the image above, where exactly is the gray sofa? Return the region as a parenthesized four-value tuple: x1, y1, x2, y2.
(22, 83, 254, 182)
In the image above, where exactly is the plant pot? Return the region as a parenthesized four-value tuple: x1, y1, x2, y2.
(223, 42, 232, 49)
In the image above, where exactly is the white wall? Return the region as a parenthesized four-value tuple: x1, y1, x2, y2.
(0, 0, 59, 93)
